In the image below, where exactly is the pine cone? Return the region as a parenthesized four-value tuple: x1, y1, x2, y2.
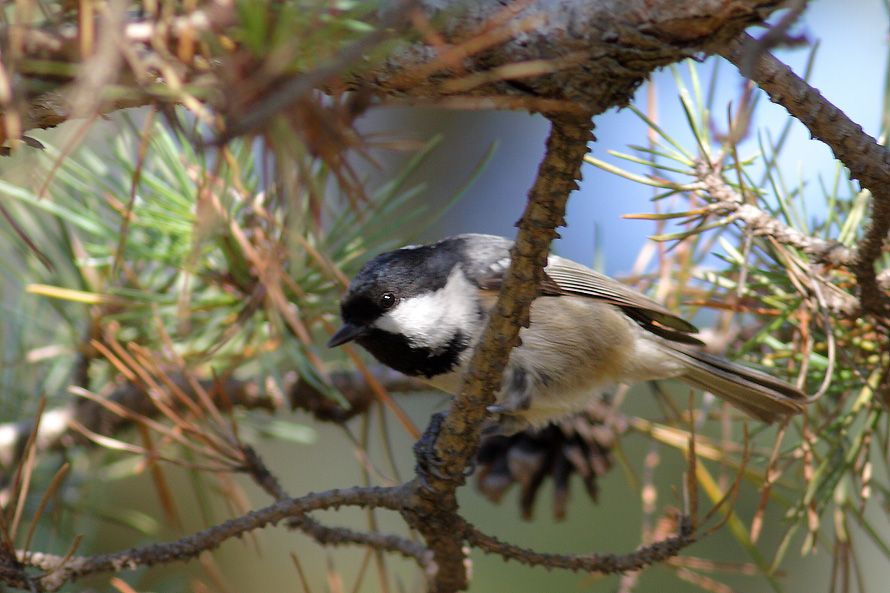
(475, 401, 626, 520)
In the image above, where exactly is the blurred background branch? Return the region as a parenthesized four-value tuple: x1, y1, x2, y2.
(0, 367, 422, 472)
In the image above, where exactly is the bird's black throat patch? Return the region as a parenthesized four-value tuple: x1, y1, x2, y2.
(356, 328, 468, 379)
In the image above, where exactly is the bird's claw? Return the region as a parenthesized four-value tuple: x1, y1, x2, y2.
(413, 412, 481, 482)
(413, 412, 452, 482)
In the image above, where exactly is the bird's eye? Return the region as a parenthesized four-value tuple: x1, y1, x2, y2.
(379, 292, 396, 310)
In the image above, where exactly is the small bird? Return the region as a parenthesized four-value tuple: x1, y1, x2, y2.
(328, 234, 807, 433)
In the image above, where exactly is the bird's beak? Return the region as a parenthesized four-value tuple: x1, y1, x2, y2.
(327, 323, 367, 348)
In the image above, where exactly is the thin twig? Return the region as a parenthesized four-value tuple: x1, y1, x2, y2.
(462, 517, 695, 572)
(19, 486, 404, 591)
(239, 445, 432, 572)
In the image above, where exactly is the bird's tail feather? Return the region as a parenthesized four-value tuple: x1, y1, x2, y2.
(665, 347, 808, 422)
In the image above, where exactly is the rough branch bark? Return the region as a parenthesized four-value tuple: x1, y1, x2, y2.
(6, 0, 785, 135)
(368, 0, 784, 105)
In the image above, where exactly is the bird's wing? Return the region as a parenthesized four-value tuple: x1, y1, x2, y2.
(543, 256, 703, 345)
(457, 236, 702, 346)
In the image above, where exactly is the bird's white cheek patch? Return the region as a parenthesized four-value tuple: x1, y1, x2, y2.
(373, 267, 478, 351)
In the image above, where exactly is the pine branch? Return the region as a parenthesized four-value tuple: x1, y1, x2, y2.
(693, 160, 862, 315)
(719, 33, 890, 320)
(695, 162, 855, 266)
(5, 6, 844, 590)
